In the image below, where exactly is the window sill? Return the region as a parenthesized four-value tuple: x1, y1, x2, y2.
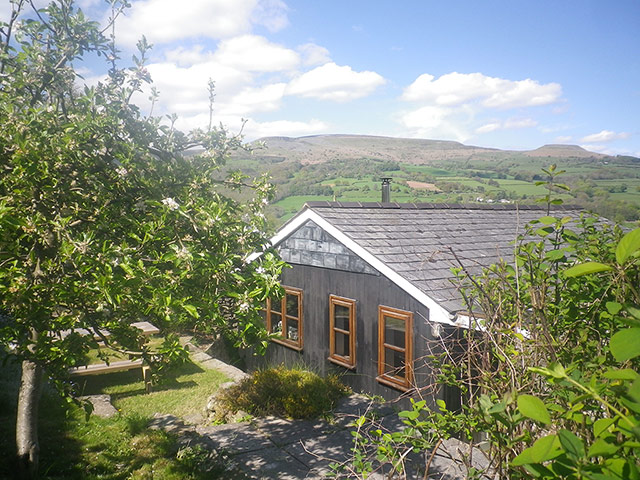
(271, 338, 303, 351)
(328, 356, 356, 370)
(376, 375, 412, 392)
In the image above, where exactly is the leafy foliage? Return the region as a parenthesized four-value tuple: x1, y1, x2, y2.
(0, 1, 284, 475)
(214, 365, 350, 419)
(348, 175, 639, 477)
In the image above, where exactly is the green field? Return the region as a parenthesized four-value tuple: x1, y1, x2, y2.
(224, 151, 640, 225)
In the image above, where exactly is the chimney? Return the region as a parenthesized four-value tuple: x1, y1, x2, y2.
(381, 177, 391, 203)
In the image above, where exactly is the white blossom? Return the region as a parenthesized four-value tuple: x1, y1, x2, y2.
(255, 267, 265, 274)
(162, 197, 179, 210)
(116, 166, 129, 177)
(176, 245, 190, 260)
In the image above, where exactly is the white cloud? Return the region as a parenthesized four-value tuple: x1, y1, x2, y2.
(402, 72, 562, 109)
(580, 130, 630, 143)
(250, 0, 289, 32)
(476, 118, 537, 134)
(213, 35, 299, 72)
(245, 119, 329, 138)
(146, 60, 251, 114)
(115, 0, 288, 46)
(223, 83, 287, 115)
(580, 144, 611, 155)
(476, 122, 501, 134)
(297, 43, 331, 66)
(164, 45, 212, 67)
(286, 62, 385, 102)
(398, 105, 470, 142)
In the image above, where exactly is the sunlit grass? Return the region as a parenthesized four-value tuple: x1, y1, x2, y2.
(76, 360, 229, 418)
(0, 354, 232, 478)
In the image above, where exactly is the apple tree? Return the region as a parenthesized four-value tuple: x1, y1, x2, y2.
(0, 1, 283, 477)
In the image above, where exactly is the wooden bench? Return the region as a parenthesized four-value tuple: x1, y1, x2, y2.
(60, 321, 160, 341)
(67, 322, 159, 393)
(70, 359, 152, 392)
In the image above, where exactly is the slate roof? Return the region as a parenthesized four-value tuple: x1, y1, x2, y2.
(290, 202, 583, 315)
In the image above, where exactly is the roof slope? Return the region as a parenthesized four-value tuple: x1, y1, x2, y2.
(293, 202, 583, 316)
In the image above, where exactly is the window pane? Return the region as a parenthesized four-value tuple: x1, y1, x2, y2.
(334, 304, 350, 331)
(384, 316, 405, 348)
(384, 347, 405, 377)
(270, 298, 282, 314)
(335, 331, 350, 357)
(286, 294, 299, 317)
(286, 319, 299, 341)
(272, 318, 282, 335)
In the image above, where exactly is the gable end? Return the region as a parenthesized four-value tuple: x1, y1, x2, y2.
(279, 220, 379, 275)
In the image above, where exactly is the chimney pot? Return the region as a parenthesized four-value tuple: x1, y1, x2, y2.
(381, 177, 391, 203)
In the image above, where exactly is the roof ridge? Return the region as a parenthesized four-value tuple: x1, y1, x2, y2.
(303, 201, 583, 211)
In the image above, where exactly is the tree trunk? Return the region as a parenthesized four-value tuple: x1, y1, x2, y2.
(16, 359, 43, 480)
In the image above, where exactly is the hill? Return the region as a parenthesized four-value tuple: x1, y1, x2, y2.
(244, 134, 608, 165)
(225, 134, 639, 224)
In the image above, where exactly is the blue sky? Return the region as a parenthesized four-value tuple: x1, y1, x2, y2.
(7, 1, 639, 155)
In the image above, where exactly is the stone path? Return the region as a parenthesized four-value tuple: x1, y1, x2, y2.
(164, 339, 488, 479)
(149, 394, 490, 479)
(95, 335, 491, 479)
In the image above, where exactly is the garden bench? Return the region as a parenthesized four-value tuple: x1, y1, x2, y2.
(67, 321, 159, 393)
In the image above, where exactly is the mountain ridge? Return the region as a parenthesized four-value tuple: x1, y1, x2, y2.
(247, 134, 610, 165)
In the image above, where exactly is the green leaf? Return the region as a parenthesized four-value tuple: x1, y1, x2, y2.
(538, 216, 558, 225)
(529, 362, 567, 379)
(615, 228, 640, 264)
(610, 328, 640, 362)
(182, 304, 200, 319)
(558, 429, 585, 459)
(588, 438, 619, 457)
(517, 394, 551, 425)
(593, 418, 616, 437)
(512, 434, 562, 465)
(603, 368, 639, 380)
(545, 249, 566, 262)
(488, 402, 506, 414)
(564, 261, 614, 277)
(629, 377, 640, 404)
(627, 305, 640, 320)
(606, 301, 623, 315)
(398, 409, 420, 420)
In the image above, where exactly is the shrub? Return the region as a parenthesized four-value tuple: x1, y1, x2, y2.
(216, 365, 350, 419)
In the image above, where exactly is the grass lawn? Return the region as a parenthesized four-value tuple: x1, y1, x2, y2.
(1, 354, 232, 479)
(78, 361, 229, 418)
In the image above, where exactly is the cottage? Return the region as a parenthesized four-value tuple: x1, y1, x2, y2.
(249, 200, 582, 406)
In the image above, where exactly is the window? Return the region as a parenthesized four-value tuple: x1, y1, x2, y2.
(328, 295, 356, 368)
(264, 286, 303, 350)
(377, 305, 413, 390)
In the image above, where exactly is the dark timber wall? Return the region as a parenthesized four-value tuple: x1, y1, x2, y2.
(245, 220, 457, 406)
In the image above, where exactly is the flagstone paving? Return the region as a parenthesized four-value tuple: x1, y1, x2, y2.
(147, 337, 492, 479)
(150, 393, 490, 479)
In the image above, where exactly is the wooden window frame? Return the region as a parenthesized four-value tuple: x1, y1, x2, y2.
(265, 286, 303, 351)
(328, 295, 356, 369)
(377, 305, 413, 391)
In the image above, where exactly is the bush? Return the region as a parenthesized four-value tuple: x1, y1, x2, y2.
(216, 365, 350, 419)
